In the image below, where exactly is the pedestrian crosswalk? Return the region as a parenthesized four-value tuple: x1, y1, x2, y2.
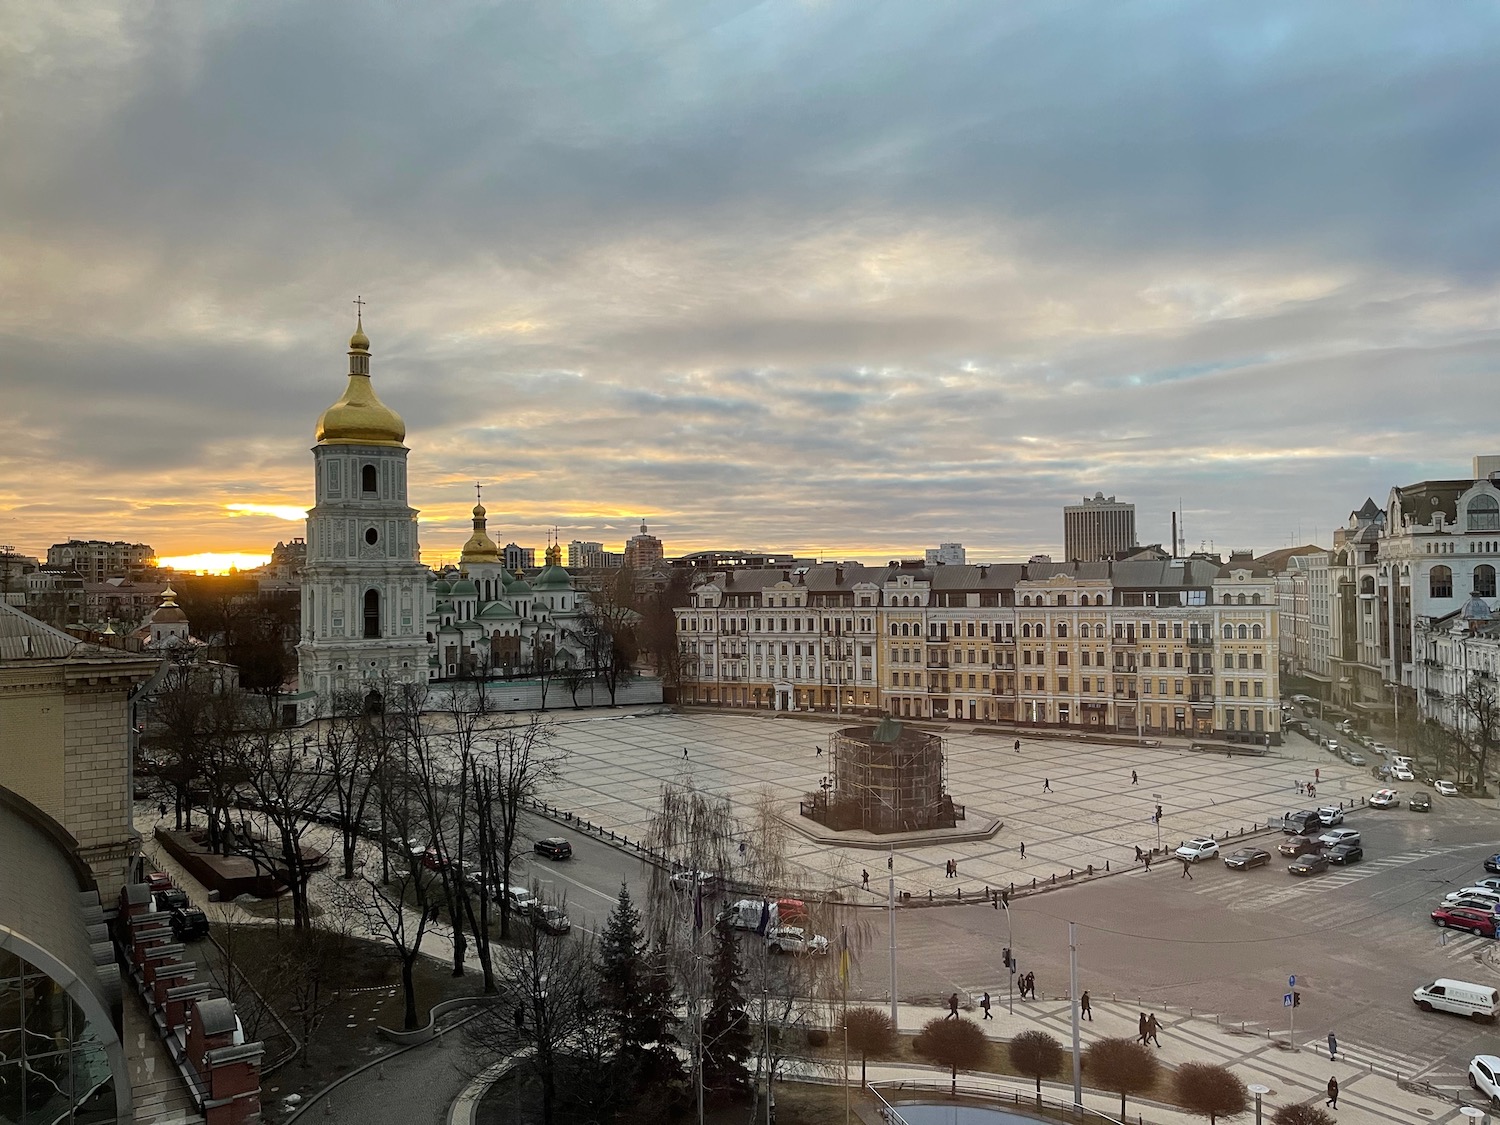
(1303, 1035, 1451, 1085)
(1175, 846, 1463, 912)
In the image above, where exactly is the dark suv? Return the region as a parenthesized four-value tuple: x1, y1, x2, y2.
(1282, 810, 1323, 835)
(169, 906, 210, 942)
(533, 838, 573, 860)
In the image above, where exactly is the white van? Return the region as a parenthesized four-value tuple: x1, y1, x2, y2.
(1392, 755, 1413, 770)
(1413, 979, 1500, 1022)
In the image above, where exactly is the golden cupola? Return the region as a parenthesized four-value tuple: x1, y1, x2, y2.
(460, 487, 500, 564)
(315, 315, 407, 447)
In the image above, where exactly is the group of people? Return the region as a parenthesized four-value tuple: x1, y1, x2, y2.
(1017, 971, 1037, 999)
(943, 858, 960, 878)
(1136, 1012, 1163, 1046)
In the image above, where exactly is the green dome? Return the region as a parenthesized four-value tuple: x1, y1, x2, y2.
(433, 579, 452, 596)
(450, 578, 478, 596)
(532, 564, 571, 591)
(478, 601, 519, 620)
(509, 578, 533, 594)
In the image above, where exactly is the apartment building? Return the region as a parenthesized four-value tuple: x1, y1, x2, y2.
(676, 554, 1280, 741)
(1063, 493, 1136, 563)
(45, 539, 155, 581)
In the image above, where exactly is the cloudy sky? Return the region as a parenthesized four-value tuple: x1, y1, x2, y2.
(5, 2, 1500, 569)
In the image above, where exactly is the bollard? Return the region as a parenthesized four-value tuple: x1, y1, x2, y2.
(958, 887, 963, 901)
(1105, 860, 1109, 872)
(1088, 864, 1094, 876)
(1010, 881, 1015, 895)
(1050, 873, 1055, 885)
(1069, 868, 1074, 879)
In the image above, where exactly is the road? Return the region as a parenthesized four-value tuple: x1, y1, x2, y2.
(517, 795, 1500, 1093)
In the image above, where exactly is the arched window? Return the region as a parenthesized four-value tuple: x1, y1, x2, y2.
(1022, 595, 1032, 607)
(1056, 594, 1068, 606)
(1236, 594, 1246, 605)
(1251, 593, 1261, 605)
(1237, 624, 1248, 640)
(1476, 564, 1497, 598)
(1022, 623, 1032, 638)
(1057, 623, 1068, 638)
(1095, 594, 1105, 606)
(1467, 494, 1500, 531)
(1252, 624, 1262, 639)
(1360, 576, 1375, 595)
(1221, 594, 1231, 604)
(1222, 625, 1233, 640)
(362, 464, 378, 494)
(1430, 565, 1453, 599)
(363, 589, 381, 638)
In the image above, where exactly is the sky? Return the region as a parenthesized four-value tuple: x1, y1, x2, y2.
(5, 2, 1500, 571)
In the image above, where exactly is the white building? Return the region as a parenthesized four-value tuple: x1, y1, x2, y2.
(924, 543, 966, 566)
(296, 318, 430, 700)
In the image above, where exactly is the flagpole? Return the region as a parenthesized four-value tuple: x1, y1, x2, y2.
(695, 887, 705, 1125)
(841, 925, 850, 1125)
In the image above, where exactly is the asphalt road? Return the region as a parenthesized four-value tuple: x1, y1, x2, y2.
(518, 794, 1500, 1091)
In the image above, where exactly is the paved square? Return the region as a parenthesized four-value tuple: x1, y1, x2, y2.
(537, 709, 1363, 899)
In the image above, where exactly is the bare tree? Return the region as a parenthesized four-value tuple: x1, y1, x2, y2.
(1455, 670, 1499, 793)
(475, 715, 567, 939)
(582, 566, 640, 706)
(1009, 1029, 1065, 1108)
(1084, 1037, 1159, 1120)
(315, 689, 387, 880)
(531, 637, 557, 711)
(1174, 1061, 1249, 1125)
(559, 660, 593, 708)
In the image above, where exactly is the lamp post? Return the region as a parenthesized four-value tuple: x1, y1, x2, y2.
(999, 895, 1014, 1015)
(1247, 1083, 1269, 1125)
(888, 845, 898, 1030)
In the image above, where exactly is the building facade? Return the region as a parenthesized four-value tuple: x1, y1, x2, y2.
(924, 543, 966, 566)
(45, 540, 154, 582)
(296, 319, 431, 699)
(623, 520, 665, 570)
(1063, 493, 1137, 563)
(675, 554, 1280, 740)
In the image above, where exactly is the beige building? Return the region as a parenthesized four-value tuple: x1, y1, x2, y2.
(1063, 493, 1137, 563)
(623, 519, 665, 570)
(676, 554, 1281, 741)
(45, 538, 155, 581)
(0, 603, 160, 905)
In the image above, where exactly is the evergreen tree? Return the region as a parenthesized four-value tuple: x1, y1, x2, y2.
(701, 919, 752, 1099)
(598, 884, 683, 1087)
(599, 882, 645, 1043)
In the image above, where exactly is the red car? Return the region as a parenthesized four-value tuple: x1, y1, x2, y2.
(1431, 904, 1498, 937)
(147, 871, 173, 893)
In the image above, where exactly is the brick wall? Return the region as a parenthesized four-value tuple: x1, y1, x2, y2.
(0, 668, 68, 822)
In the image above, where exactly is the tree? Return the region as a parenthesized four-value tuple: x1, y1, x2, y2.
(844, 1007, 896, 1087)
(1271, 1104, 1335, 1125)
(316, 688, 387, 880)
(599, 883, 681, 1087)
(531, 637, 557, 711)
(559, 660, 593, 708)
(1084, 1037, 1159, 1120)
(912, 1016, 989, 1096)
(702, 919, 752, 1101)
(474, 715, 566, 938)
(1009, 1029, 1065, 1108)
(1455, 670, 1499, 793)
(582, 566, 640, 706)
(1174, 1061, 1248, 1125)
(329, 843, 435, 1031)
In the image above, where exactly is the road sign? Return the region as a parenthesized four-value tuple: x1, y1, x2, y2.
(1283, 993, 1293, 1007)
(1288, 975, 1296, 987)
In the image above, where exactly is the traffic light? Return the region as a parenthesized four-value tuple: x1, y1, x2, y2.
(1292, 991, 1301, 1008)
(1002, 947, 1012, 970)
(1155, 804, 1164, 822)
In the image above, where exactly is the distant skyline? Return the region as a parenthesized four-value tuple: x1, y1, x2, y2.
(6, 4, 1500, 571)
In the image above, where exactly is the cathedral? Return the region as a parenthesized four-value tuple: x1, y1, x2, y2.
(297, 317, 588, 704)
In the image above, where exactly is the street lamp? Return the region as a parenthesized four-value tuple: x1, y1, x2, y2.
(1247, 1083, 1269, 1125)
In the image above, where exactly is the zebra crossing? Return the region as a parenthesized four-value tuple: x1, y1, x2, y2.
(1303, 1035, 1455, 1087)
(1178, 845, 1463, 912)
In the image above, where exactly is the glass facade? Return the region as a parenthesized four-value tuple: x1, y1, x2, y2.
(0, 949, 114, 1125)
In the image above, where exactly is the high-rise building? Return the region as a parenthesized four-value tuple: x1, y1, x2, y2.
(1064, 493, 1137, 562)
(45, 539, 155, 582)
(296, 317, 430, 700)
(567, 540, 607, 568)
(623, 519, 665, 570)
(924, 543, 966, 566)
(502, 543, 536, 571)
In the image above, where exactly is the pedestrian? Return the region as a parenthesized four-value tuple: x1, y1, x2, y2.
(1014, 738, 1021, 753)
(1327, 1031, 1338, 1061)
(157, 800, 167, 820)
(1296, 780, 1304, 794)
(951, 858, 959, 879)
(514, 1005, 526, 1030)
(1309, 784, 1317, 800)
(1137, 1013, 1149, 1044)
(1019, 842, 1026, 859)
(1144, 852, 1152, 871)
(862, 868, 870, 890)
(981, 992, 992, 1019)
(1027, 972, 1036, 999)
(1180, 856, 1193, 880)
(947, 993, 960, 1019)
(1147, 1013, 1161, 1046)
(683, 747, 689, 759)
(739, 841, 748, 857)
(1131, 770, 1138, 785)
(1080, 990, 1092, 1021)
(1326, 1076, 1339, 1109)
(1135, 845, 1143, 862)
(1042, 778, 1052, 793)
(1315, 768, 1320, 783)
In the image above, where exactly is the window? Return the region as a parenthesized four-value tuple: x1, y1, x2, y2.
(1082, 650, 1091, 666)
(1237, 625, 1248, 640)
(1252, 652, 1263, 669)
(1238, 653, 1248, 669)
(1468, 494, 1500, 531)
(363, 588, 381, 638)
(1174, 680, 1183, 696)
(1058, 676, 1069, 691)
(1431, 565, 1453, 599)
(1251, 593, 1262, 605)
(1057, 623, 1068, 638)
(1058, 651, 1069, 666)
(1022, 624, 1032, 638)
(1251, 624, 1262, 639)
(1222, 624, 1233, 640)
(364, 527, 378, 545)
(1253, 682, 1264, 697)
(1476, 564, 1497, 598)
(362, 463, 378, 493)
(1057, 594, 1068, 606)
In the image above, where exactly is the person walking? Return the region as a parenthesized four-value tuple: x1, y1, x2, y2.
(1327, 1031, 1338, 1061)
(1131, 770, 1138, 785)
(951, 858, 959, 879)
(1026, 972, 1036, 999)
(1147, 1013, 1161, 1046)
(981, 992, 992, 1019)
(1143, 852, 1152, 871)
(1315, 767, 1320, 783)
(862, 868, 870, 890)
(1019, 842, 1026, 859)
(1080, 990, 1093, 1021)
(1326, 1076, 1339, 1109)
(1014, 738, 1020, 753)
(1042, 777, 1052, 792)
(1137, 1013, 1149, 1044)
(683, 747, 689, 759)
(1180, 856, 1193, 880)
(947, 993, 960, 1019)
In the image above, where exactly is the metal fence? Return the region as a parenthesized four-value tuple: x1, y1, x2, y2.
(869, 1078, 1133, 1125)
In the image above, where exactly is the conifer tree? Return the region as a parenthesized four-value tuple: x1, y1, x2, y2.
(598, 883, 682, 1085)
(701, 919, 752, 1099)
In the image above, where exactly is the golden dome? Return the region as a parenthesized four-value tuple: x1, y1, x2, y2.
(315, 318, 406, 447)
(460, 490, 499, 563)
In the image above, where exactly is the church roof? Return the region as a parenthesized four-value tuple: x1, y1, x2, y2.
(315, 318, 406, 447)
(509, 578, 533, 594)
(531, 564, 571, 590)
(478, 601, 519, 620)
(450, 578, 478, 596)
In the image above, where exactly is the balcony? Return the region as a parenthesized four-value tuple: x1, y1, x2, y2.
(1111, 636, 1139, 648)
(927, 659, 950, 669)
(1189, 694, 1215, 704)
(1187, 637, 1214, 649)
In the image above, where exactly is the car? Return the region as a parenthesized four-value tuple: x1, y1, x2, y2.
(1409, 792, 1432, 812)
(1435, 780, 1461, 797)
(1326, 843, 1364, 865)
(669, 869, 720, 892)
(1223, 847, 1272, 870)
(153, 887, 189, 912)
(1471, 1055, 1500, 1107)
(1465, 877, 1500, 894)
(1345, 752, 1366, 766)
(1369, 789, 1400, 809)
(1289, 853, 1330, 876)
(533, 838, 573, 860)
(1175, 838, 1220, 863)
(765, 925, 829, 956)
(1282, 810, 1323, 834)
(1445, 886, 1500, 907)
(169, 905, 210, 941)
(530, 904, 572, 935)
(1434, 905, 1499, 937)
(499, 885, 536, 913)
(1488, 854, 1500, 875)
(1325, 739, 1340, 755)
(1317, 806, 1345, 826)
(147, 871, 173, 893)
(1394, 767, 1415, 782)
(1279, 835, 1321, 858)
(1392, 755, 1414, 769)
(421, 846, 458, 872)
(1447, 896, 1500, 914)
(1317, 828, 1361, 849)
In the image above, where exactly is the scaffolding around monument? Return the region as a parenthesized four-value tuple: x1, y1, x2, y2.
(803, 716, 961, 833)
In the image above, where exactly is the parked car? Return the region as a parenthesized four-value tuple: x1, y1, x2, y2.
(530, 904, 572, 935)
(1470, 1055, 1500, 1106)
(1448, 896, 1500, 915)
(147, 871, 173, 893)
(1444, 886, 1500, 907)
(1175, 838, 1220, 863)
(1281, 810, 1323, 834)
(501, 885, 537, 913)
(1369, 789, 1400, 809)
(1409, 792, 1432, 812)
(1279, 835, 1321, 858)
(1434, 905, 1499, 937)
(1394, 766, 1416, 782)
(533, 838, 573, 860)
(1289, 853, 1330, 876)
(1465, 877, 1500, 894)
(1326, 843, 1364, 865)
(765, 925, 829, 956)
(169, 905, 210, 941)
(1223, 847, 1272, 870)
(1317, 828, 1361, 849)
(1435, 780, 1461, 797)
(1345, 752, 1367, 766)
(1317, 805, 1345, 826)
(669, 869, 720, 892)
(1487, 854, 1500, 875)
